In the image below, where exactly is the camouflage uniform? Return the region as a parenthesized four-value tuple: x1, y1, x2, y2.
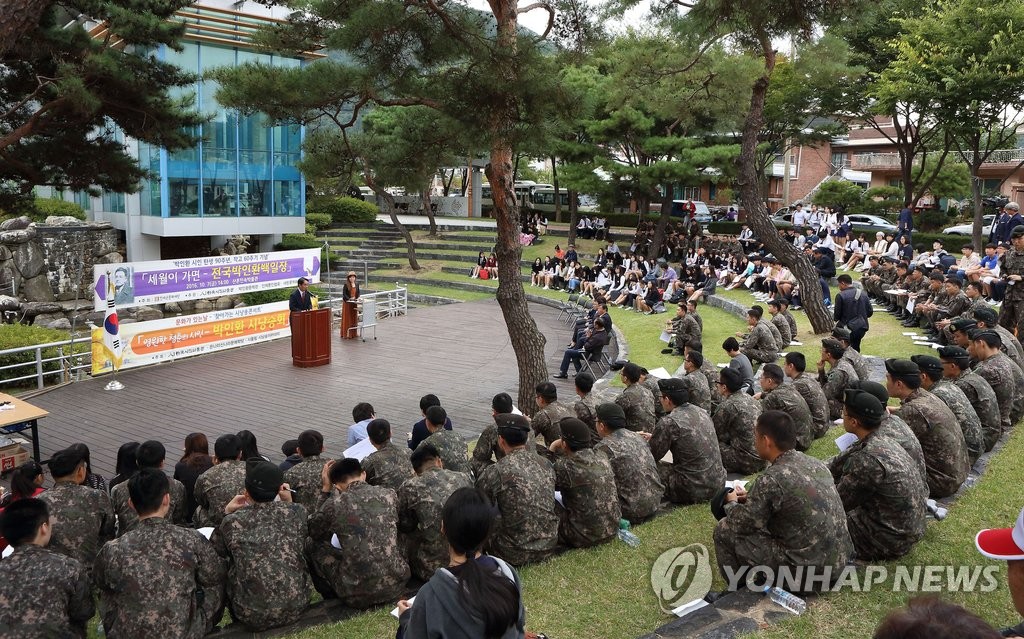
(975, 351, 1024, 443)
(691, 309, 704, 332)
(713, 450, 852, 587)
(470, 425, 505, 477)
(39, 481, 116, 577)
(476, 447, 559, 566)
(930, 380, 984, 465)
(819, 358, 860, 419)
(700, 359, 725, 410)
(0, 545, 94, 638)
(712, 392, 766, 475)
(681, 370, 712, 413)
(761, 383, 813, 451)
(192, 459, 246, 528)
(417, 429, 471, 474)
(641, 375, 666, 418)
(95, 517, 226, 639)
(876, 414, 929, 486)
(649, 403, 725, 504)
(994, 324, 1024, 372)
(764, 318, 786, 353)
(283, 456, 328, 512)
(841, 346, 870, 382)
(574, 391, 603, 444)
(998, 246, 1024, 337)
(615, 383, 657, 432)
(554, 448, 621, 548)
(532, 400, 575, 445)
(397, 467, 474, 581)
(833, 431, 928, 560)
(791, 373, 830, 439)
(112, 475, 188, 535)
(670, 312, 701, 355)
(896, 388, 969, 499)
(212, 501, 311, 631)
(771, 314, 792, 349)
(782, 310, 798, 340)
(362, 443, 415, 493)
(934, 292, 971, 327)
(953, 368, 1002, 451)
(741, 320, 779, 365)
(594, 429, 664, 523)
(307, 481, 410, 608)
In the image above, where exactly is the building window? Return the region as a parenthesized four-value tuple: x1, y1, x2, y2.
(683, 186, 701, 200)
(102, 191, 125, 213)
(982, 178, 1003, 196)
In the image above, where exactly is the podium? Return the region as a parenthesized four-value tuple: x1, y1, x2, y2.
(291, 308, 332, 367)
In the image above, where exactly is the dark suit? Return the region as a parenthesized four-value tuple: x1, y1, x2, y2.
(834, 285, 873, 351)
(289, 288, 313, 312)
(559, 329, 610, 375)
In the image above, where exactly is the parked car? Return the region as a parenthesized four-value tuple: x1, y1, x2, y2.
(668, 200, 712, 223)
(770, 212, 897, 235)
(943, 215, 995, 236)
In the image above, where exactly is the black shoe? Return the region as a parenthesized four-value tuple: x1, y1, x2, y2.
(704, 590, 731, 605)
(553, 373, 568, 379)
(661, 348, 674, 354)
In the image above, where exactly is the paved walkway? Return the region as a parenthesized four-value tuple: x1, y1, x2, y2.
(22, 300, 570, 478)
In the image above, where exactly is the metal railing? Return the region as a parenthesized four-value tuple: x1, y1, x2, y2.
(358, 286, 408, 320)
(852, 148, 1024, 170)
(0, 335, 92, 390)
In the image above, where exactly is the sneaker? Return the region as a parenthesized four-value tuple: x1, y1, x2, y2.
(543, 286, 549, 290)
(553, 373, 568, 379)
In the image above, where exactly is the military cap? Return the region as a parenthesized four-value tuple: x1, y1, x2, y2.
(246, 459, 284, 499)
(48, 446, 87, 478)
(973, 307, 999, 325)
(1014, 225, 1024, 238)
(910, 354, 943, 377)
(970, 329, 1001, 347)
(950, 318, 978, 333)
(885, 358, 920, 382)
(852, 380, 889, 404)
(868, 255, 880, 261)
(938, 345, 971, 364)
(719, 367, 743, 392)
(595, 402, 626, 428)
(843, 388, 886, 421)
(495, 413, 531, 433)
(559, 417, 594, 449)
(831, 327, 852, 342)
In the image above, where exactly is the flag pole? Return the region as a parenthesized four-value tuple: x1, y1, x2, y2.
(102, 269, 125, 391)
(104, 367, 124, 391)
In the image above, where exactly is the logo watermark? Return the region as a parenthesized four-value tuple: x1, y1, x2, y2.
(650, 543, 714, 613)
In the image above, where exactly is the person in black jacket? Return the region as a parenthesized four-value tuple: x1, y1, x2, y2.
(288, 277, 313, 313)
(834, 274, 873, 351)
(554, 319, 610, 378)
(812, 246, 837, 306)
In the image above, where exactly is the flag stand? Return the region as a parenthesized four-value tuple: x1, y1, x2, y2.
(104, 373, 125, 391)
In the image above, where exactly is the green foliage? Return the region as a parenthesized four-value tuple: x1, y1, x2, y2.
(305, 213, 332, 230)
(306, 196, 377, 224)
(916, 209, 954, 233)
(240, 285, 325, 306)
(0, 324, 86, 387)
(0, 0, 206, 210)
(274, 234, 321, 250)
(2, 198, 88, 224)
(811, 179, 864, 209)
(910, 231, 974, 253)
(921, 161, 970, 202)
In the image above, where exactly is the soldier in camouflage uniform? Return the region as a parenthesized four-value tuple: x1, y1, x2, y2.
(39, 446, 116, 578)
(416, 405, 470, 474)
(398, 444, 474, 581)
(308, 458, 409, 608)
(362, 419, 415, 492)
(681, 351, 713, 413)
(572, 372, 603, 444)
(0, 499, 95, 638)
(778, 298, 798, 341)
(687, 299, 704, 332)
(550, 418, 621, 548)
(663, 303, 701, 356)
(906, 272, 947, 330)
(713, 411, 852, 589)
(95, 469, 226, 639)
(470, 393, 517, 476)
(783, 352, 830, 439)
(713, 368, 766, 475)
(615, 363, 657, 432)
(998, 224, 1024, 337)
(739, 306, 779, 366)
(886, 359, 969, 499)
(757, 364, 813, 451)
(817, 338, 861, 419)
(940, 346, 1002, 451)
(767, 300, 792, 349)
(640, 368, 666, 418)
(922, 276, 971, 337)
(860, 255, 884, 298)
(211, 460, 310, 631)
(832, 389, 928, 560)
(972, 329, 1024, 436)
(689, 342, 725, 410)
(594, 403, 664, 523)
(476, 414, 559, 566)
(111, 440, 188, 535)
(974, 306, 1024, 373)
(533, 381, 577, 445)
(284, 429, 329, 511)
(192, 434, 246, 528)
(913, 355, 984, 465)
(831, 327, 869, 381)
(647, 379, 725, 504)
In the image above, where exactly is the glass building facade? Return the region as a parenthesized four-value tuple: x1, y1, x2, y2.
(139, 41, 304, 219)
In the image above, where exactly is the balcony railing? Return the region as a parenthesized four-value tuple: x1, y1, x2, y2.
(852, 148, 1024, 170)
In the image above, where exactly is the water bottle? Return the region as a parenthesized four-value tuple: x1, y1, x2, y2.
(617, 519, 641, 548)
(764, 586, 806, 614)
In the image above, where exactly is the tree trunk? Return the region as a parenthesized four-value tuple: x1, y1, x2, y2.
(367, 176, 420, 271)
(486, 0, 548, 417)
(971, 161, 985, 250)
(443, 170, 455, 197)
(552, 156, 562, 224)
(0, 0, 52, 57)
(460, 168, 468, 196)
(422, 180, 438, 237)
(567, 188, 579, 246)
(650, 183, 674, 261)
(738, 37, 832, 334)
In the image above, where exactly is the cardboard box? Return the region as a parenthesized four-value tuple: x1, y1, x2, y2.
(0, 443, 29, 473)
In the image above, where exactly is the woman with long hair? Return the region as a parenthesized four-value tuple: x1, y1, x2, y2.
(398, 487, 524, 639)
(341, 270, 362, 339)
(173, 433, 213, 523)
(529, 258, 544, 287)
(237, 430, 269, 462)
(0, 461, 46, 552)
(471, 252, 487, 278)
(108, 441, 140, 494)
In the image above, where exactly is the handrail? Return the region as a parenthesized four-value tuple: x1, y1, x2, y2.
(0, 335, 92, 390)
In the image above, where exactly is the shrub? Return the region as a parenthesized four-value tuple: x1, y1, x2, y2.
(0, 324, 87, 388)
(274, 234, 322, 251)
(241, 285, 326, 306)
(306, 212, 332, 230)
(910, 232, 974, 254)
(305, 223, 317, 235)
(307, 196, 378, 224)
(31, 198, 87, 222)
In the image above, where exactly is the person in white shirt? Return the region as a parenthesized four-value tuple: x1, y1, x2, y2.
(793, 205, 807, 228)
(883, 233, 900, 259)
(954, 244, 980, 277)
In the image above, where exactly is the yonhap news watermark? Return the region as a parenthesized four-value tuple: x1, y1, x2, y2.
(650, 544, 1001, 612)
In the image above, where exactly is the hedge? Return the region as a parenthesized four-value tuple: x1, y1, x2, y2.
(1, 198, 87, 225)
(305, 212, 332, 230)
(241, 286, 325, 306)
(307, 196, 378, 224)
(0, 324, 87, 388)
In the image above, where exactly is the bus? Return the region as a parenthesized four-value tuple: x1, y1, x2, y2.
(481, 182, 596, 215)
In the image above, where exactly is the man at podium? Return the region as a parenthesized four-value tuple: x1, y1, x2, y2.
(290, 277, 313, 313)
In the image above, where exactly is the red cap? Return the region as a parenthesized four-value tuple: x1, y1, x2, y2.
(976, 508, 1024, 561)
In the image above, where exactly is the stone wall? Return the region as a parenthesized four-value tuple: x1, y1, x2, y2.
(36, 220, 121, 302)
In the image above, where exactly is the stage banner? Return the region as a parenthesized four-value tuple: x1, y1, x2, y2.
(91, 301, 291, 375)
(92, 248, 321, 311)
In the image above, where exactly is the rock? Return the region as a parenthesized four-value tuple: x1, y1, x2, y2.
(88, 221, 113, 230)
(176, 300, 196, 313)
(0, 216, 32, 231)
(97, 252, 124, 264)
(0, 295, 19, 312)
(20, 302, 61, 316)
(34, 314, 71, 330)
(13, 242, 45, 279)
(119, 318, 137, 325)
(0, 227, 36, 244)
(0, 245, 11, 261)
(132, 306, 163, 322)
(215, 296, 234, 311)
(164, 302, 182, 314)
(43, 216, 85, 227)
(194, 300, 215, 314)
(59, 300, 93, 312)
(21, 274, 55, 302)
(233, 301, 247, 309)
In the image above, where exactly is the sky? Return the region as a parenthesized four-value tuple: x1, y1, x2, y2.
(462, 0, 654, 37)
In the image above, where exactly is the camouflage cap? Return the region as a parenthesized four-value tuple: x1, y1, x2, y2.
(910, 354, 943, 377)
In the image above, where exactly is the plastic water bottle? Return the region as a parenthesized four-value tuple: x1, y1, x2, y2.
(617, 519, 641, 548)
(764, 586, 806, 614)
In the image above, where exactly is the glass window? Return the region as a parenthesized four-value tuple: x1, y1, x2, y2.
(138, 142, 162, 216)
(102, 191, 126, 213)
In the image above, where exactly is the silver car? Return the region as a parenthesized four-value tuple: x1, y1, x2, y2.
(943, 215, 995, 236)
